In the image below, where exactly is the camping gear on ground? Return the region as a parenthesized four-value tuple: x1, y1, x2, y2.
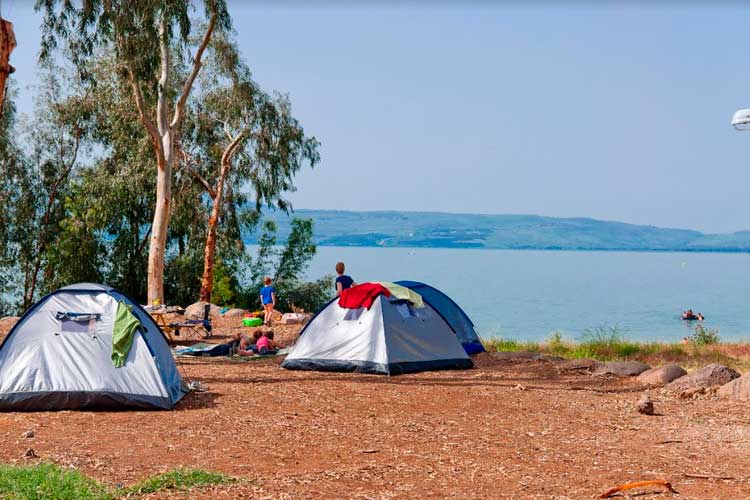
(395, 280, 485, 355)
(150, 303, 212, 341)
(0, 283, 186, 410)
(174, 342, 233, 357)
(243, 317, 263, 327)
(282, 292, 473, 375)
(338, 282, 391, 310)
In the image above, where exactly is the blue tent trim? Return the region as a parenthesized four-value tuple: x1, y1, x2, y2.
(395, 280, 485, 355)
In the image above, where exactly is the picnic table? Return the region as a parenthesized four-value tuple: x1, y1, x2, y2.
(145, 305, 212, 342)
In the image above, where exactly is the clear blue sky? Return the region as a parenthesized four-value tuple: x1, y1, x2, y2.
(4, 2, 750, 233)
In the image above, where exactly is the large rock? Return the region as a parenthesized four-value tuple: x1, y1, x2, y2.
(281, 312, 312, 325)
(594, 361, 650, 377)
(717, 373, 750, 400)
(223, 308, 248, 318)
(185, 301, 222, 320)
(559, 358, 603, 372)
(637, 364, 687, 386)
(666, 364, 740, 392)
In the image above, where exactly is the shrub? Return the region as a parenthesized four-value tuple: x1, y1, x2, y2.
(546, 331, 569, 355)
(690, 324, 720, 346)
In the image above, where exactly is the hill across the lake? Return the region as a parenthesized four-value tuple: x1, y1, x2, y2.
(247, 209, 750, 252)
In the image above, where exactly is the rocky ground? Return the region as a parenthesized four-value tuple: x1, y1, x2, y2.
(2, 317, 750, 499)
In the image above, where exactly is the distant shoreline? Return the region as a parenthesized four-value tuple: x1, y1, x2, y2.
(247, 209, 750, 253)
(289, 243, 750, 254)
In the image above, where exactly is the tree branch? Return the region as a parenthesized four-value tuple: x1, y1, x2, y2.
(221, 130, 247, 167)
(128, 68, 161, 152)
(179, 149, 217, 198)
(170, 1, 217, 131)
(156, 12, 170, 135)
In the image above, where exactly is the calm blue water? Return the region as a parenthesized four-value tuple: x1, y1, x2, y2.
(302, 247, 750, 343)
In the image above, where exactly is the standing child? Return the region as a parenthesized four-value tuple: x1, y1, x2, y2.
(335, 262, 356, 296)
(260, 277, 277, 326)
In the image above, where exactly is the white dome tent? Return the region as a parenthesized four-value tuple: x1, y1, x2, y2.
(282, 289, 473, 375)
(0, 283, 186, 410)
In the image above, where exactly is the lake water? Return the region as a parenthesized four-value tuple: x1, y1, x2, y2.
(302, 247, 750, 343)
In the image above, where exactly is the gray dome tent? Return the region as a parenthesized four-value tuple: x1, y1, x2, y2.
(395, 281, 485, 355)
(0, 283, 186, 410)
(282, 294, 473, 375)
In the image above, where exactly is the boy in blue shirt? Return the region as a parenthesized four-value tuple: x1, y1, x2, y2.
(260, 277, 277, 326)
(335, 262, 356, 296)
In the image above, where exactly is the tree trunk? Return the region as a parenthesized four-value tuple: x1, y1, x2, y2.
(198, 160, 230, 303)
(198, 194, 221, 303)
(147, 151, 172, 305)
(0, 18, 16, 116)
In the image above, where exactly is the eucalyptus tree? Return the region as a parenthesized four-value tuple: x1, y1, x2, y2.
(0, 91, 24, 314)
(16, 71, 92, 309)
(183, 32, 320, 303)
(37, 0, 231, 304)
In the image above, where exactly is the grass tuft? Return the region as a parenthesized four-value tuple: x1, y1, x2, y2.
(0, 462, 109, 500)
(0, 463, 232, 500)
(121, 469, 231, 496)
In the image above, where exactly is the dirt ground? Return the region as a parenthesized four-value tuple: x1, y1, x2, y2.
(2, 317, 750, 499)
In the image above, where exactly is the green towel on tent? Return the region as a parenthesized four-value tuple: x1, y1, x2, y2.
(112, 300, 142, 367)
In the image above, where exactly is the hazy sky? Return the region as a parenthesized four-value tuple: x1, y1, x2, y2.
(4, 2, 750, 233)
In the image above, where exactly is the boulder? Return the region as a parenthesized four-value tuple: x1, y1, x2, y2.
(185, 301, 222, 320)
(717, 372, 750, 400)
(666, 363, 740, 392)
(637, 364, 687, 386)
(594, 361, 650, 377)
(559, 358, 603, 372)
(281, 312, 312, 325)
(222, 308, 248, 318)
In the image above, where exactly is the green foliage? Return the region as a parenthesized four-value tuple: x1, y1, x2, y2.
(690, 324, 720, 346)
(236, 217, 325, 312)
(210, 260, 240, 307)
(1, 4, 322, 313)
(275, 275, 335, 314)
(0, 462, 109, 500)
(483, 338, 541, 353)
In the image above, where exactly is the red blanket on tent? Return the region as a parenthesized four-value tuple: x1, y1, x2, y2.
(338, 283, 391, 310)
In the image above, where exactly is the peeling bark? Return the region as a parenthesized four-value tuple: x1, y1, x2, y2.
(0, 18, 17, 116)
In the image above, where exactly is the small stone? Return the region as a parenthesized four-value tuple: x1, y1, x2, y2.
(637, 393, 654, 415)
(21, 429, 34, 438)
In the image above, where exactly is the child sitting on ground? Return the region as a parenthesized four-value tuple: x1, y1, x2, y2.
(256, 330, 284, 355)
(236, 331, 262, 357)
